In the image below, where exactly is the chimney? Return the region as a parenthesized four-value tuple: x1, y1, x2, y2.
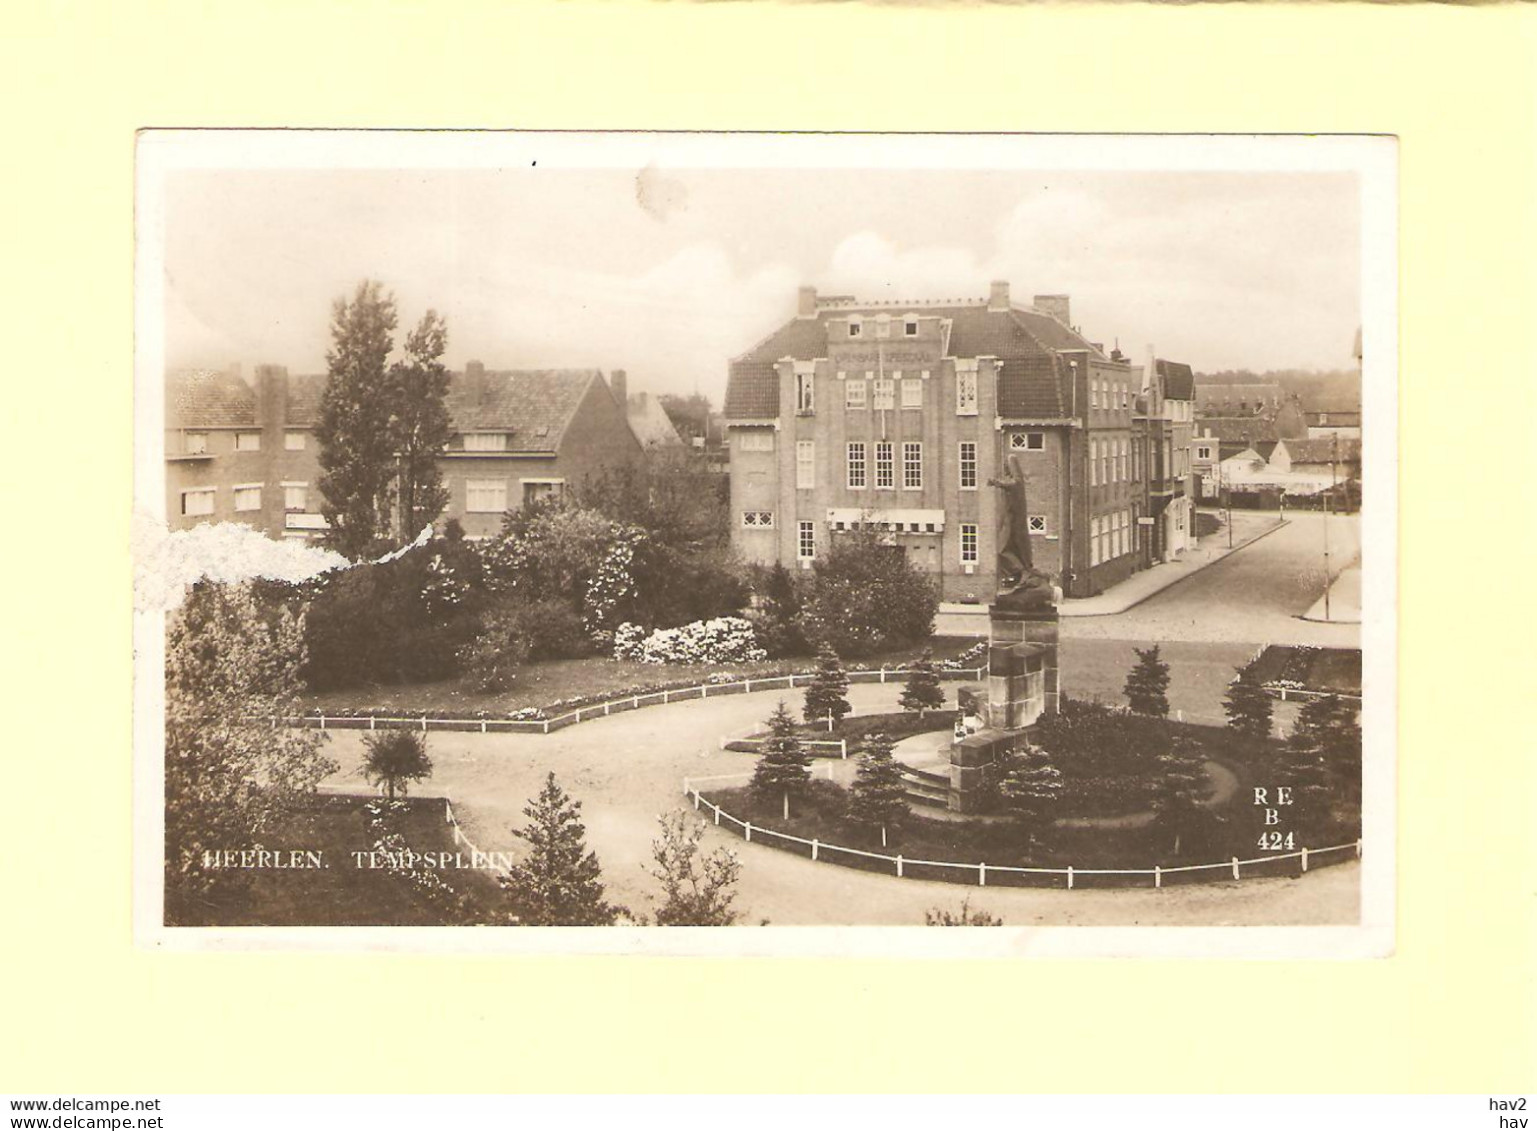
(1033, 294, 1071, 326)
(610, 368, 628, 405)
(797, 286, 818, 319)
(464, 360, 486, 403)
(255, 364, 289, 435)
(988, 280, 1011, 311)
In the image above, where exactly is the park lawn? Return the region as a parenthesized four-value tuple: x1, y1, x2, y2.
(300, 635, 981, 717)
(171, 795, 505, 927)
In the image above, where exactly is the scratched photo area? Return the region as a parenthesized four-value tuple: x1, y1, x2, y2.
(137, 136, 1379, 936)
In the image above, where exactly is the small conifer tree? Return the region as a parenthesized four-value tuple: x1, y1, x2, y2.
(996, 744, 1064, 844)
(898, 649, 946, 719)
(501, 772, 621, 926)
(1223, 669, 1274, 745)
(1148, 739, 1211, 856)
(802, 643, 852, 730)
(847, 732, 909, 848)
(1123, 645, 1171, 717)
(752, 702, 813, 820)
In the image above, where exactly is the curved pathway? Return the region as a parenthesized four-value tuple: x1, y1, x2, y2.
(318, 682, 1358, 926)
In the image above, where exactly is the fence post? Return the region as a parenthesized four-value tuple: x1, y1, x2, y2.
(840, 739, 847, 759)
(663, 690, 670, 704)
(745, 680, 752, 693)
(702, 686, 708, 699)
(1067, 866, 1074, 890)
(633, 696, 639, 709)
(693, 790, 701, 811)
(713, 804, 720, 826)
(745, 822, 752, 843)
(480, 719, 487, 733)
(811, 839, 819, 861)
(896, 855, 904, 877)
(1154, 865, 1162, 889)
(1356, 839, 1362, 858)
(1231, 856, 1241, 879)
(369, 716, 375, 731)
(979, 862, 986, 887)
(542, 720, 550, 735)
(1301, 846, 1309, 873)
(320, 714, 327, 731)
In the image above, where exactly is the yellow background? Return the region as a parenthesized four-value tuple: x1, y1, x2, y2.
(3, 0, 1534, 1094)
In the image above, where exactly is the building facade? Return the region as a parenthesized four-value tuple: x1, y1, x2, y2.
(165, 362, 641, 543)
(1133, 358, 1199, 565)
(723, 282, 1164, 600)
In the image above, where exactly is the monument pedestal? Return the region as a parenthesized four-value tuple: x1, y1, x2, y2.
(948, 603, 1061, 814)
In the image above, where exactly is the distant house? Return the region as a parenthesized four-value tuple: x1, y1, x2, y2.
(622, 382, 686, 451)
(1287, 436, 1362, 480)
(1195, 382, 1287, 418)
(1305, 409, 1362, 439)
(166, 362, 641, 544)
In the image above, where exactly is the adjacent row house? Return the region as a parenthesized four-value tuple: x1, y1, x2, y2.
(722, 282, 1198, 601)
(164, 362, 642, 543)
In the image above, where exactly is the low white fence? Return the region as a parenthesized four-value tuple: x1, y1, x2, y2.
(443, 799, 512, 877)
(682, 775, 1361, 890)
(268, 664, 988, 737)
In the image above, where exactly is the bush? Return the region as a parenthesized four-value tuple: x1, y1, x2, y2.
(794, 529, 938, 658)
(612, 616, 766, 665)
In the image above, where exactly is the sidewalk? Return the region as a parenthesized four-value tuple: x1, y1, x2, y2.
(1300, 562, 1361, 624)
(1057, 511, 1287, 617)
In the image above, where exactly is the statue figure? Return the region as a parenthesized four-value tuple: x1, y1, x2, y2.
(987, 453, 1058, 612)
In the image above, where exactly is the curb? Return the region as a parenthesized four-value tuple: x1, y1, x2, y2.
(1058, 519, 1291, 618)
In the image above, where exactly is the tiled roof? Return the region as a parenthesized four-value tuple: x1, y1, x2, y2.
(1254, 440, 1283, 462)
(447, 369, 604, 453)
(1195, 383, 1284, 412)
(1200, 416, 1281, 446)
(167, 368, 256, 428)
(285, 375, 326, 427)
(724, 301, 1101, 421)
(1286, 437, 1362, 464)
(626, 393, 685, 448)
(1156, 360, 1195, 401)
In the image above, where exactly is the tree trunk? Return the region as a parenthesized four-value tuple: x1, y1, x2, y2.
(881, 825, 887, 848)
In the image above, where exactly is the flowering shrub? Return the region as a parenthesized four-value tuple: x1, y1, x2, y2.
(362, 800, 478, 922)
(421, 552, 471, 617)
(613, 616, 767, 665)
(938, 642, 987, 671)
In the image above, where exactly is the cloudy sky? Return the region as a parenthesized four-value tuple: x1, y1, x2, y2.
(163, 163, 1360, 400)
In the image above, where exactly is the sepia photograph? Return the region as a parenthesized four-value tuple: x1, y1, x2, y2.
(133, 131, 1395, 953)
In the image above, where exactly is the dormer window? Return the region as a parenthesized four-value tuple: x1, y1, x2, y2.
(847, 318, 863, 338)
(463, 432, 508, 452)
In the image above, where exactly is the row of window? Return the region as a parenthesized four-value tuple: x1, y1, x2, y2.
(181, 431, 307, 455)
(1090, 509, 1135, 567)
(743, 515, 1051, 563)
(1090, 437, 1133, 487)
(846, 315, 921, 339)
(466, 478, 564, 513)
(843, 441, 924, 490)
(1090, 378, 1133, 413)
(180, 483, 308, 517)
(791, 370, 982, 417)
(786, 436, 1046, 492)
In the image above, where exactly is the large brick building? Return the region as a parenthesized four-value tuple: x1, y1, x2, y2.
(722, 282, 1181, 600)
(165, 362, 641, 543)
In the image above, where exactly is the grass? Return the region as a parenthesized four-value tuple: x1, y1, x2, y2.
(168, 795, 506, 927)
(1245, 646, 1362, 695)
(301, 636, 982, 716)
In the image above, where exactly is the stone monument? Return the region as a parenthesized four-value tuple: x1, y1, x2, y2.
(948, 453, 1062, 813)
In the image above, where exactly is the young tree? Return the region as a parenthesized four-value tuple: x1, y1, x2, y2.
(1281, 712, 1345, 834)
(1123, 645, 1171, 717)
(1291, 693, 1362, 787)
(751, 702, 812, 820)
(898, 649, 946, 718)
(1147, 739, 1211, 856)
(164, 582, 338, 923)
(802, 643, 852, 729)
(847, 732, 909, 848)
(388, 309, 452, 540)
(795, 527, 938, 657)
(501, 772, 621, 926)
(1223, 669, 1274, 745)
(647, 811, 742, 926)
(361, 730, 434, 801)
(996, 744, 1064, 843)
(316, 279, 400, 558)
(752, 561, 806, 658)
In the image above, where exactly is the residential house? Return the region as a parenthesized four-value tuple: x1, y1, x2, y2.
(1304, 409, 1362, 439)
(1133, 357, 1199, 564)
(165, 362, 641, 543)
(722, 281, 1152, 600)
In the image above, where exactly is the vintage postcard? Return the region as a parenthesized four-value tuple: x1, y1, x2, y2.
(133, 130, 1396, 956)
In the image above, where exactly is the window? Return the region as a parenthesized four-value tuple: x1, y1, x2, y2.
(874, 441, 894, 489)
(1121, 384, 1130, 410)
(848, 318, 863, 338)
(283, 483, 307, 511)
(181, 488, 214, 517)
(1010, 431, 1045, 452)
(796, 371, 815, 414)
(904, 318, 919, 336)
(798, 520, 815, 560)
(1090, 440, 1099, 486)
(466, 478, 508, 513)
(796, 440, 815, 489)
(464, 432, 508, 452)
(1028, 515, 1047, 535)
(234, 432, 260, 452)
(741, 510, 775, 528)
(956, 370, 978, 415)
(960, 523, 979, 565)
(184, 432, 207, 455)
(873, 378, 895, 411)
(1121, 440, 1129, 482)
(1101, 444, 1111, 486)
(738, 431, 774, 452)
(523, 480, 564, 508)
(284, 431, 306, 451)
(1090, 517, 1102, 566)
(903, 441, 923, 489)
(845, 379, 867, 410)
(959, 442, 977, 489)
(846, 442, 867, 489)
(233, 485, 262, 512)
(901, 378, 923, 409)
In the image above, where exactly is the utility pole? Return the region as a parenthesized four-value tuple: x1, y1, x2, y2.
(1322, 432, 1337, 622)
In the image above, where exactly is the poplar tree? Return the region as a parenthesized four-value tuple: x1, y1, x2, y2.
(752, 702, 812, 820)
(501, 772, 621, 926)
(802, 643, 852, 729)
(898, 649, 946, 719)
(388, 309, 452, 540)
(847, 732, 909, 848)
(316, 280, 400, 558)
(1123, 645, 1171, 717)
